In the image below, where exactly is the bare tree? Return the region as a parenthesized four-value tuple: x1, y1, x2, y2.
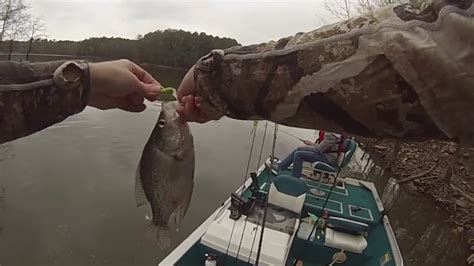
(324, 0, 355, 20)
(0, 0, 13, 41)
(4, 2, 29, 60)
(324, 0, 428, 20)
(25, 16, 45, 60)
(0, 0, 28, 41)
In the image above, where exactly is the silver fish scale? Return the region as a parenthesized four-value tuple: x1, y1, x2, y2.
(135, 102, 195, 248)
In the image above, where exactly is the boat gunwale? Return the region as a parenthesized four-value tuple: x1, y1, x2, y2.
(159, 165, 404, 266)
(159, 165, 266, 265)
(345, 178, 404, 266)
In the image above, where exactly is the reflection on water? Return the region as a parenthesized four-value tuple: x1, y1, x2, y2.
(0, 66, 466, 265)
(343, 148, 467, 266)
(0, 100, 314, 265)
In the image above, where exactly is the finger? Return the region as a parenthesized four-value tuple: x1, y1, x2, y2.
(183, 95, 198, 119)
(177, 67, 195, 102)
(127, 93, 145, 106)
(183, 96, 212, 124)
(129, 61, 161, 86)
(117, 97, 146, 112)
(130, 74, 161, 101)
(180, 96, 201, 122)
(176, 105, 186, 118)
(139, 81, 161, 101)
(194, 96, 202, 108)
(177, 98, 192, 121)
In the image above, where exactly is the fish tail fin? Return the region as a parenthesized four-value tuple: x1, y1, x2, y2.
(147, 223, 171, 249)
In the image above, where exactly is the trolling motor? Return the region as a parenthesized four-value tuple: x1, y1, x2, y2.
(229, 192, 255, 220)
(228, 172, 259, 220)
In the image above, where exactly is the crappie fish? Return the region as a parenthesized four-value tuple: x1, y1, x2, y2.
(135, 101, 195, 248)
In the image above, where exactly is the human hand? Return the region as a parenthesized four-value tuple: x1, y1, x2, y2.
(88, 59, 161, 112)
(175, 66, 213, 123)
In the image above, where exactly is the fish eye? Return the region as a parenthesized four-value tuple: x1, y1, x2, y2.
(158, 119, 166, 128)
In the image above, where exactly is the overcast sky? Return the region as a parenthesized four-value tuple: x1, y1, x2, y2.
(29, 0, 332, 45)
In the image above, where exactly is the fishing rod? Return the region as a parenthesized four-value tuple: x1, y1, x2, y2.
(278, 128, 307, 142)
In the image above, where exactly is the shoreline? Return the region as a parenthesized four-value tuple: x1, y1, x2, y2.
(357, 137, 474, 262)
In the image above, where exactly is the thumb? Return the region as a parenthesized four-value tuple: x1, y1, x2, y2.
(132, 74, 161, 101)
(140, 81, 161, 101)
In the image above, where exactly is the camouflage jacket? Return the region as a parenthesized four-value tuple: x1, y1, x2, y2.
(194, 0, 474, 146)
(0, 60, 89, 144)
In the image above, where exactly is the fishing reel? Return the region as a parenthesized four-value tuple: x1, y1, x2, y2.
(229, 192, 255, 220)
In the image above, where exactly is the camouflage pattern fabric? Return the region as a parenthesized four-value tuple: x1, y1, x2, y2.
(0, 60, 89, 144)
(194, 0, 474, 146)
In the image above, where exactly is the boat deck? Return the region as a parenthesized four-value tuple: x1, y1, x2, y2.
(255, 170, 382, 227)
(166, 167, 402, 266)
(244, 168, 399, 266)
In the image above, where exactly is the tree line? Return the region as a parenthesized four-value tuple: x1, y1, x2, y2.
(0, 1, 238, 68)
(0, 29, 239, 68)
(1, 0, 45, 60)
(1, 0, 431, 68)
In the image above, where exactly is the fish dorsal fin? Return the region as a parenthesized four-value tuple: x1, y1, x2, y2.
(134, 166, 148, 207)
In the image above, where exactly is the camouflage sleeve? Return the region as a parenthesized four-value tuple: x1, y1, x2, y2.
(0, 60, 90, 144)
(193, 0, 474, 146)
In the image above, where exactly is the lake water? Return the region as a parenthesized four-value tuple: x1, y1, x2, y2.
(0, 66, 466, 265)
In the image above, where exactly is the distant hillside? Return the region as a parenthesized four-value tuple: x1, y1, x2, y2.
(0, 29, 239, 68)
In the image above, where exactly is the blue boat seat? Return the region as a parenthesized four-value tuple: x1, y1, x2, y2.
(313, 139, 358, 175)
(268, 174, 307, 214)
(247, 175, 307, 235)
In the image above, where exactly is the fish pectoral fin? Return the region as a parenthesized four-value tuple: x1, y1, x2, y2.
(134, 167, 148, 207)
(168, 209, 181, 229)
(168, 191, 193, 229)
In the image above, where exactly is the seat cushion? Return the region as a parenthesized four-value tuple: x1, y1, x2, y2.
(313, 161, 339, 173)
(246, 203, 298, 235)
(201, 210, 290, 265)
(325, 228, 368, 254)
(273, 174, 307, 196)
(268, 175, 307, 214)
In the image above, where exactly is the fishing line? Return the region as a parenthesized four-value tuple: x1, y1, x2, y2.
(223, 121, 259, 266)
(257, 122, 269, 167)
(292, 168, 342, 265)
(255, 123, 278, 265)
(235, 121, 260, 261)
(279, 128, 306, 142)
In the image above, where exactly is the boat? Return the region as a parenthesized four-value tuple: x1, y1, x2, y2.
(160, 128, 403, 266)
